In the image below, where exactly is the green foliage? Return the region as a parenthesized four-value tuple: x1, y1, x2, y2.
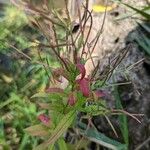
(0, 5, 55, 149)
(0, 6, 28, 50)
(135, 27, 150, 56)
(123, 2, 150, 56)
(113, 85, 129, 148)
(78, 122, 127, 150)
(123, 4, 150, 20)
(33, 110, 76, 150)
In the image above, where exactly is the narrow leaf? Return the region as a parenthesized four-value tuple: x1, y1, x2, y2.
(24, 124, 49, 137)
(37, 102, 50, 109)
(45, 87, 64, 93)
(76, 78, 90, 97)
(31, 92, 48, 99)
(113, 85, 129, 147)
(78, 122, 127, 150)
(58, 138, 68, 150)
(123, 3, 150, 19)
(76, 63, 86, 80)
(34, 110, 76, 150)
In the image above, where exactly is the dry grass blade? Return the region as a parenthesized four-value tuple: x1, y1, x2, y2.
(100, 44, 132, 86)
(34, 110, 75, 150)
(112, 109, 143, 124)
(105, 115, 118, 137)
(135, 137, 150, 150)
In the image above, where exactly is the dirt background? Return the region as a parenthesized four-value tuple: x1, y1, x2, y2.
(87, 0, 150, 149)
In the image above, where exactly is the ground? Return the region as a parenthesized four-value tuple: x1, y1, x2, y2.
(87, 0, 150, 149)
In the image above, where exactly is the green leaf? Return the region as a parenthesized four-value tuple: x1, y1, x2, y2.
(31, 92, 48, 98)
(0, 98, 14, 109)
(19, 134, 30, 150)
(31, 92, 65, 101)
(34, 110, 76, 150)
(58, 138, 68, 150)
(135, 32, 150, 56)
(113, 85, 129, 147)
(80, 104, 107, 115)
(137, 22, 150, 33)
(0, 93, 20, 109)
(123, 4, 150, 19)
(78, 122, 127, 150)
(24, 124, 49, 137)
(0, 119, 4, 139)
(49, 143, 55, 150)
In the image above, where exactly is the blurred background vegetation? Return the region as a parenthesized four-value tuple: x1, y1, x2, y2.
(0, 3, 60, 149)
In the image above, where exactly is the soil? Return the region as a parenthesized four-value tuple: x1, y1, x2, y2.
(87, 0, 150, 149)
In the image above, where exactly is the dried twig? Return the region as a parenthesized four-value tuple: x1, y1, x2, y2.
(111, 109, 143, 123)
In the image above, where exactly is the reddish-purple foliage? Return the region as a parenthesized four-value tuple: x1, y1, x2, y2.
(45, 87, 64, 93)
(38, 114, 50, 126)
(68, 93, 76, 106)
(94, 90, 105, 98)
(76, 78, 90, 97)
(76, 63, 86, 80)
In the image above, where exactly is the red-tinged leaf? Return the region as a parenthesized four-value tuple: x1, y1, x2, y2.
(76, 78, 90, 97)
(76, 63, 86, 80)
(33, 110, 76, 150)
(38, 114, 50, 126)
(68, 93, 76, 106)
(37, 102, 50, 109)
(24, 124, 49, 137)
(45, 87, 64, 93)
(94, 90, 105, 98)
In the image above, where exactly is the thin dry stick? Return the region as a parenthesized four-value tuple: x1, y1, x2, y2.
(82, 0, 90, 32)
(52, 24, 60, 53)
(111, 109, 143, 123)
(105, 81, 132, 87)
(64, 0, 78, 63)
(135, 137, 150, 150)
(51, 46, 70, 71)
(34, 18, 50, 42)
(19, 1, 65, 28)
(76, 117, 92, 150)
(76, 0, 89, 42)
(91, 60, 100, 79)
(81, 8, 93, 59)
(126, 58, 145, 71)
(9, 44, 32, 61)
(34, 42, 72, 49)
(78, 7, 96, 69)
(76, 0, 84, 36)
(10, 0, 24, 8)
(90, 0, 108, 56)
(105, 115, 118, 137)
(37, 47, 51, 78)
(32, 18, 69, 71)
(73, 10, 91, 45)
(73, 2, 92, 45)
(8, 43, 54, 68)
(100, 44, 131, 86)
